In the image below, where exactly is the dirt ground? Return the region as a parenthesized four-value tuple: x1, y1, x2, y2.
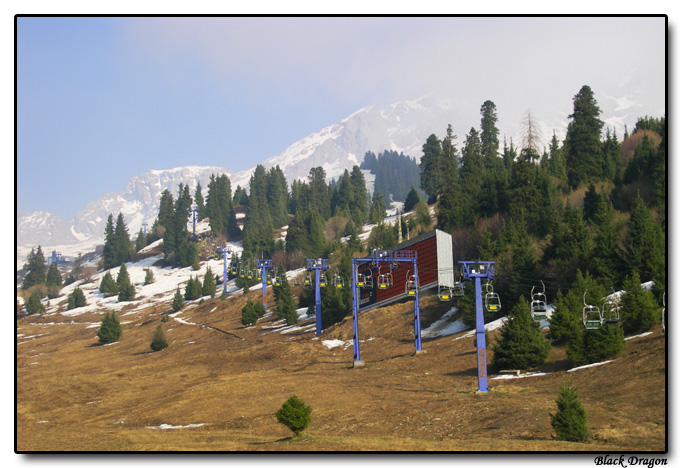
(16, 289, 666, 452)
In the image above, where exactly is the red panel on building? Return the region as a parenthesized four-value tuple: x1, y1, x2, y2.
(358, 229, 452, 311)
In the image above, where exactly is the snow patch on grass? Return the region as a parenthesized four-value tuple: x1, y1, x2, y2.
(567, 360, 613, 373)
(146, 423, 210, 430)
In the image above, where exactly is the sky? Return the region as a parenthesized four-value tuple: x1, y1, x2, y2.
(16, 15, 667, 220)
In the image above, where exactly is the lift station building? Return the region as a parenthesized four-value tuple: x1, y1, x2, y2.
(357, 229, 454, 311)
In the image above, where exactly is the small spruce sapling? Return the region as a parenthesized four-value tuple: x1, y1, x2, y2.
(276, 395, 312, 437)
(150, 325, 168, 351)
(550, 383, 589, 442)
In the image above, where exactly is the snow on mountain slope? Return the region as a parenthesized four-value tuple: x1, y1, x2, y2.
(230, 96, 462, 189)
(18, 166, 230, 259)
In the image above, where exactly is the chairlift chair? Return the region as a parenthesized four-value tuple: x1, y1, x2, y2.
(293, 275, 301, 287)
(303, 273, 312, 286)
(333, 272, 344, 289)
(582, 290, 603, 330)
(662, 293, 666, 334)
(356, 273, 366, 288)
(484, 281, 501, 313)
(405, 274, 418, 298)
(452, 281, 465, 297)
(530, 281, 548, 322)
(438, 285, 453, 302)
(319, 273, 327, 288)
(601, 299, 620, 324)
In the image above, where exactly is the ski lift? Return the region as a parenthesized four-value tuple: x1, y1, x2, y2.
(266, 271, 274, 285)
(293, 275, 301, 287)
(582, 290, 603, 330)
(377, 266, 393, 289)
(452, 281, 465, 297)
(438, 285, 453, 302)
(405, 274, 418, 298)
(332, 271, 344, 289)
(319, 273, 328, 288)
(303, 273, 312, 286)
(601, 293, 620, 324)
(357, 272, 373, 289)
(530, 281, 548, 322)
(484, 281, 501, 313)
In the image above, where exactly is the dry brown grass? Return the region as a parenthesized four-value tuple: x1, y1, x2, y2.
(16, 291, 666, 452)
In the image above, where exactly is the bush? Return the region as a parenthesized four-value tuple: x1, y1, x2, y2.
(566, 324, 625, 368)
(276, 395, 312, 436)
(25, 291, 45, 315)
(97, 312, 122, 344)
(172, 287, 184, 312)
(150, 325, 168, 351)
(241, 301, 259, 327)
(550, 383, 589, 442)
(144, 268, 155, 285)
(67, 287, 87, 310)
(491, 296, 550, 371)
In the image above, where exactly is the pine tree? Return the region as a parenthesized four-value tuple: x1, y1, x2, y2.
(99, 271, 118, 297)
(25, 291, 45, 315)
(172, 287, 184, 312)
(620, 271, 659, 334)
(369, 191, 387, 224)
(480, 100, 500, 162)
(590, 194, 621, 286)
(403, 186, 421, 213)
(194, 181, 206, 220)
(548, 291, 582, 345)
(276, 395, 312, 437)
(135, 229, 148, 252)
(97, 312, 122, 344)
(349, 166, 369, 226)
(184, 276, 203, 301)
(565, 85, 605, 188)
(266, 166, 290, 228)
(67, 287, 87, 310)
(241, 301, 259, 326)
(202, 266, 216, 297)
(419, 133, 443, 202)
(157, 189, 175, 231)
(275, 273, 298, 325)
(102, 214, 117, 270)
(116, 263, 135, 302)
(113, 213, 133, 265)
(22, 246, 47, 290)
(144, 268, 155, 285)
(307, 166, 331, 220)
(45, 262, 62, 288)
(626, 196, 665, 288)
(150, 325, 169, 351)
(550, 383, 589, 442)
(491, 296, 550, 371)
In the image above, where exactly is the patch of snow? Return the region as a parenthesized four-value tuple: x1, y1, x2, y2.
(492, 371, 549, 380)
(146, 423, 210, 430)
(625, 331, 653, 341)
(422, 307, 470, 339)
(567, 360, 613, 373)
(322, 339, 352, 349)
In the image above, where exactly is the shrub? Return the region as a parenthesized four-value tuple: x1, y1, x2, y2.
(25, 291, 45, 315)
(276, 395, 312, 436)
(566, 324, 625, 368)
(491, 296, 550, 371)
(550, 383, 589, 442)
(241, 301, 259, 327)
(172, 287, 184, 312)
(150, 325, 168, 351)
(144, 268, 155, 285)
(67, 287, 87, 310)
(97, 312, 122, 344)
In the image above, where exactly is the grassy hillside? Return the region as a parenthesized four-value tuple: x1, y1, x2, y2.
(16, 285, 665, 451)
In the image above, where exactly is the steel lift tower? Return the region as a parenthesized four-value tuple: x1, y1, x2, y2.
(306, 259, 329, 336)
(219, 246, 232, 294)
(256, 259, 273, 311)
(351, 250, 422, 368)
(459, 261, 496, 393)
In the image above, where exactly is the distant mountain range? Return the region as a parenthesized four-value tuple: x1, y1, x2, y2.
(17, 93, 644, 264)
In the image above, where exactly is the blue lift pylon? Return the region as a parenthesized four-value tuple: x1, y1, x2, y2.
(189, 205, 198, 241)
(459, 261, 496, 393)
(306, 259, 329, 336)
(256, 259, 273, 311)
(219, 246, 232, 294)
(351, 250, 422, 368)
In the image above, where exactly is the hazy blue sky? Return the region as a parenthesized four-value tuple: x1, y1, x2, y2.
(17, 16, 666, 219)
